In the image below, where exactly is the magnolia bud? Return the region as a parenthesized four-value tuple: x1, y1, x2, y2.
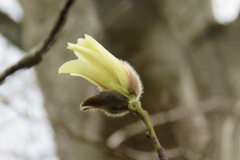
(80, 90, 130, 117)
(59, 35, 144, 117)
(59, 34, 143, 101)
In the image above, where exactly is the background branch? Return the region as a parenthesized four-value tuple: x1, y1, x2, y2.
(51, 120, 137, 160)
(0, 0, 75, 85)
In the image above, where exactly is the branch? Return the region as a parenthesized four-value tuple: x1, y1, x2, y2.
(51, 120, 137, 160)
(107, 97, 230, 149)
(128, 101, 168, 160)
(119, 145, 180, 160)
(0, 0, 75, 85)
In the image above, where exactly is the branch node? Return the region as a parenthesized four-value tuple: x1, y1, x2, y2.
(128, 101, 168, 160)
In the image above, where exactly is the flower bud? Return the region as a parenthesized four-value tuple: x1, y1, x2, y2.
(81, 90, 129, 117)
(59, 35, 143, 117)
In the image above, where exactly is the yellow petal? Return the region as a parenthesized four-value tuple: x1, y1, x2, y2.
(84, 35, 130, 89)
(70, 73, 105, 89)
(67, 43, 119, 85)
(110, 82, 129, 95)
(59, 59, 113, 89)
(77, 38, 98, 52)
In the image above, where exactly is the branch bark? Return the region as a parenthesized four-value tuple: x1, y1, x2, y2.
(128, 101, 168, 160)
(0, 0, 75, 85)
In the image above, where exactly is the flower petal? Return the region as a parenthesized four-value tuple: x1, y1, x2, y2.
(110, 82, 129, 95)
(59, 59, 113, 89)
(67, 43, 120, 85)
(70, 73, 105, 89)
(77, 38, 98, 52)
(84, 35, 130, 89)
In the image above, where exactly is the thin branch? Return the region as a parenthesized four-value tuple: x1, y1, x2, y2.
(128, 101, 168, 160)
(0, 0, 75, 85)
(107, 97, 230, 149)
(118, 145, 209, 160)
(118, 145, 181, 160)
(51, 120, 137, 160)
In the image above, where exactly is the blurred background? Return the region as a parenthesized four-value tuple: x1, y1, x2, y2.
(1, 0, 240, 160)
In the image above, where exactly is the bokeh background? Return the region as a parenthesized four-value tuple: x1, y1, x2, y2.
(1, 0, 240, 160)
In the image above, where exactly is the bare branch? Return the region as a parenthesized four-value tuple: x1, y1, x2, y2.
(107, 97, 230, 149)
(117, 145, 210, 160)
(51, 120, 137, 160)
(128, 101, 168, 160)
(0, 0, 75, 85)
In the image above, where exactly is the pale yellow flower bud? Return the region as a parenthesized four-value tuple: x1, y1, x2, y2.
(59, 35, 143, 117)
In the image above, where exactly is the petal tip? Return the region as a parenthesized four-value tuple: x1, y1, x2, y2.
(58, 66, 64, 74)
(84, 34, 91, 38)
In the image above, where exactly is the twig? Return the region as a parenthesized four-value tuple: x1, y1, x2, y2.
(51, 120, 137, 160)
(0, 0, 75, 85)
(107, 97, 230, 148)
(128, 101, 168, 160)
(119, 145, 181, 160)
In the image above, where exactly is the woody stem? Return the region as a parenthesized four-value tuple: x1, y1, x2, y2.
(128, 101, 168, 160)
